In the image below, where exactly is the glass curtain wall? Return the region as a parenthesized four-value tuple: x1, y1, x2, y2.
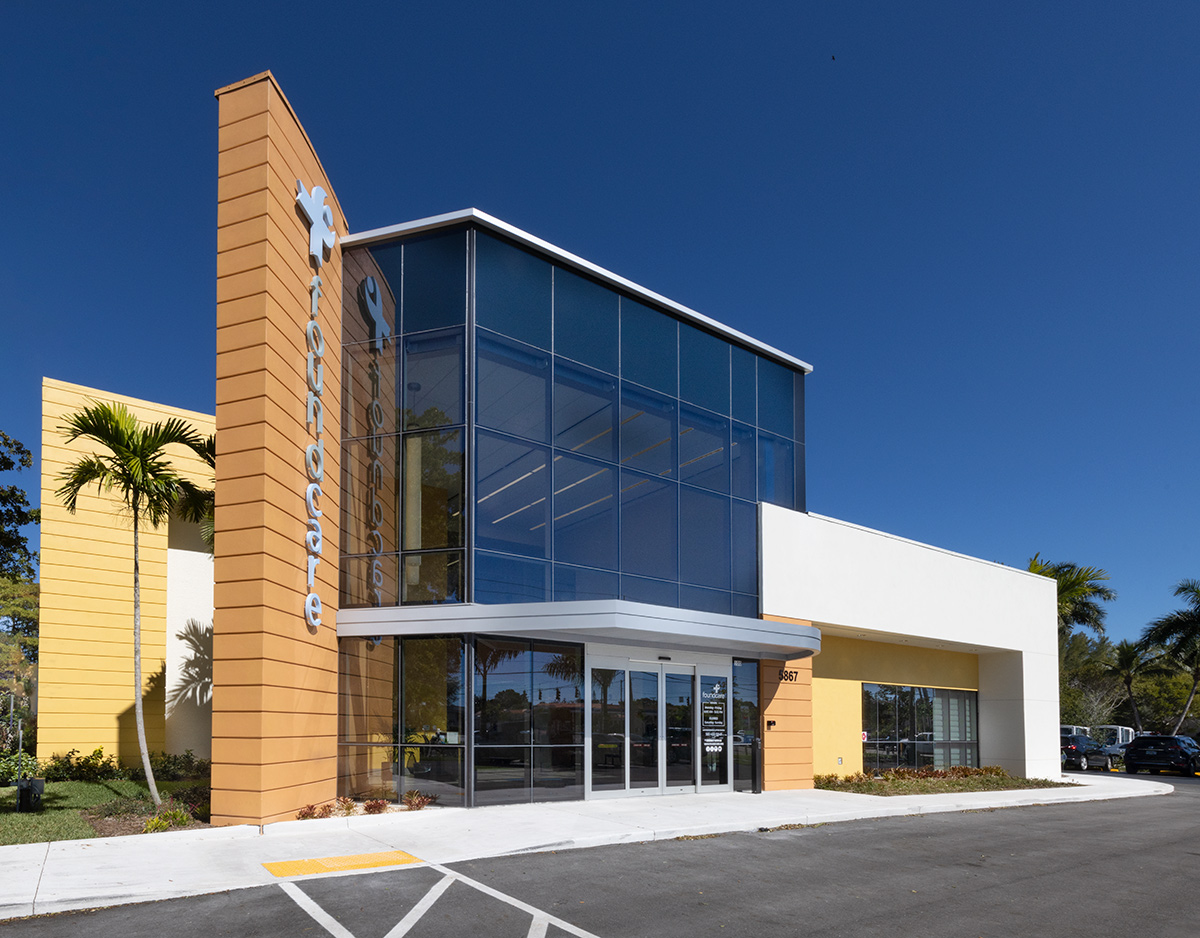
(861, 683, 979, 772)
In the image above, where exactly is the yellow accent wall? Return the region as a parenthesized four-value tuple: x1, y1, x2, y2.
(38, 378, 215, 765)
(811, 634, 979, 776)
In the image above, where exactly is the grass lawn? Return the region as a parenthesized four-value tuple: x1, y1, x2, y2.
(0, 779, 204, 846)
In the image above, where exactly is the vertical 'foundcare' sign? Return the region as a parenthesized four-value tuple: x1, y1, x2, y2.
(296, 180, 337, 630)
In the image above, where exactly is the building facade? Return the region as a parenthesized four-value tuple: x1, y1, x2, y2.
(34, 71, 1058, 826)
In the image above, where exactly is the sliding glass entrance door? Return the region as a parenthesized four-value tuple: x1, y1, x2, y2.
(586, 656, 731, 797)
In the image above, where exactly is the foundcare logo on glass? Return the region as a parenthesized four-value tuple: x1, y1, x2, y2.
(296, 180, 337, 631)
(357, 275, 390, 606)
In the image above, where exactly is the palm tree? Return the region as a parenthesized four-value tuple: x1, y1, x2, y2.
(175, 434, 215, 553)
(55, 402, 206, 805)
(1100, 639, 1174, 734)
(1027, 554, 1117, 639)
(1140, 580, 1200, 735)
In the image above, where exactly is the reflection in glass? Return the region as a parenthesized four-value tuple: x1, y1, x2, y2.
(401, 230, 467, 333)
(731, 499, 757, 596)
(404, 330, 464, 429)
(475, 432, 551, 558)
(474, 747, 531, 805)
(862, 683, 979, 772)
(621, 299, 677, 395)
(474, 551, 550, 604)
(338, 637, 397, 743)
(620, 574, 678, 607)
(533, 747, 585, 801)
(403, 637, 465, 740)
(730, 422, 756, 501)
(554, 268, 619, 374)
(732, 659, 759, 792)
(591, 668, 625, 791)
(401, 551, 463, 604)
(757, 356, 795, 438)
(553, 565, 619, 602)
(340, 436, 399, 559)
(475, 638, 531, 746)
(402, 430, 463, 550)
(477, 331, 551, 442)
(731, 345, 756, 425)
(679, 324, 730, 415)
(399, 746, 464, 807)
(757, 431, 795, 510)
(630, 671, 659, 788)
(554, 360, 618, 462)
(475, 233, 552, 349)
(341, 341, 399, 441)
(620, 384, 676, 477)
(533, 643, 583, 745)
(665, 672, 694, 787)
(553, 453, 617, 570)
(680, 487, 730, 589)
(679, 585, 730, 615)
(338, 744, 398, 802)
(620, 472, 677, 581)
(678, 406, 728, 493)
(340, 553, 400, 608)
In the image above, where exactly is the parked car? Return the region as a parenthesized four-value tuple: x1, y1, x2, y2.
(1123, 735, 1200, 776)
(1061, 734, 1106, 770)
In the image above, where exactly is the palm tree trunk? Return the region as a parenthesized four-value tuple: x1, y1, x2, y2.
(132, 507, 162, 806)
(1126, 677, 1143, 734)
(1170, 673, 1200, 736)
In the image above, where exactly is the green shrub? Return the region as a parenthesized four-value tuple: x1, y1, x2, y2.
(43, 748, 124, 782)
(169, 784, 211, 822)
(0, 751, 44, 785)
(91, 794, 156, 817)
(143, 815, 170, 833)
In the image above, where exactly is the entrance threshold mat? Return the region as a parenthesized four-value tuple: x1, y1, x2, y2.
(264, 850, 423, 877)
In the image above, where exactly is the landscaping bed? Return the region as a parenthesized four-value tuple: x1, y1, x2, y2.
(814, 765, 1075, 796)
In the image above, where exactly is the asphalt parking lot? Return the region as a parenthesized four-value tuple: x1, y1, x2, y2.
(5, 770, 1197, 938)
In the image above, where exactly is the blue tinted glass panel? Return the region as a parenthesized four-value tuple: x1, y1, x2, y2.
(679, 405, 728, 494)
(795, 442, 806, 513)
(554, 360, 618, 463)
(621, 300, 677, 395)
(476, 432, 551, 558)
(553, 565, 619, 601)
(342, 341, 400, 442)
(679, 487, 730, 589)
(475, 552, 551, 604)
(404, 330, 463, 429)
(475, 233, 552, 349)
(731, 593, 759, 618)
(620, 384, 676, 477)
(402, 429, 464, 549)
(620, 471, 677, 581)
(402, 231, 467, 333)
(680, 585, 730, 615)
(794, 372, 805, 444)
(757, 357, 795, 437)
(367, 243, 403, 328)
(620, 575, 678, 607)
(476, 331, 551, 442)
(474, 638, 531, 745)
(731, 498, 757, 595)
(554, 268, 619, 374)
(731, 346, 756, 424)
(679, 324, 730, 415)
(730, 422, 756, 501)
(757, 432, 795, 510)
(553, 453, 617, 570)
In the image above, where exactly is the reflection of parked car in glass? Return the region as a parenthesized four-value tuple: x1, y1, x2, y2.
(1124, 735, 1200, 776)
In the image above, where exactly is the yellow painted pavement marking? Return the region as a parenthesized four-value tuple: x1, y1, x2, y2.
(264, 850, 423, 877)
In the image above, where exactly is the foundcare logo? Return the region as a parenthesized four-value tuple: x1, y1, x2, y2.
(296, 180, 337, 631)
(356, 275, 390, 606)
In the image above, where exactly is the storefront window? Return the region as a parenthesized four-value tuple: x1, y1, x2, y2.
(862, 683, 978, 772)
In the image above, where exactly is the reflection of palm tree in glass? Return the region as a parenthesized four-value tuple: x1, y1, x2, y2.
(475, 642, 522, 740)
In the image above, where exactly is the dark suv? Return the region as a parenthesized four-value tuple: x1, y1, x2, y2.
(1124, 735, 1200, 776)
(1061, 734, 1103, 770)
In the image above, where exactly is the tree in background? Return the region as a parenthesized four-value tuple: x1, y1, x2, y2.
(1099, 640, 1174, 734)
(174, 434, 215, 553)
(1027, 554, 1117, 640)
(0, 432, 40, 582)
(1140, 580, 1200, 735)
(55, 402, 207, 806)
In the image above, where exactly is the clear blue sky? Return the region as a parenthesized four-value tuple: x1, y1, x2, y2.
(3, 3, 1197, 644)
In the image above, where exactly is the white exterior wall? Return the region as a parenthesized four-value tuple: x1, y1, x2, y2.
(761, 505, 1059, 778)
(165, 519, 214, 758)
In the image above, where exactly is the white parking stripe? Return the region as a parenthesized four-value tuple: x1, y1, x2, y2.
(527, 915, 550, 938)
(383, 872, 456, 938)
(431, 865, 604, 938)
(279, 881, 357, 938)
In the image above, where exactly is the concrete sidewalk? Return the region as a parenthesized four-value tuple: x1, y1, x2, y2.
(0, 773, 1170, 921)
